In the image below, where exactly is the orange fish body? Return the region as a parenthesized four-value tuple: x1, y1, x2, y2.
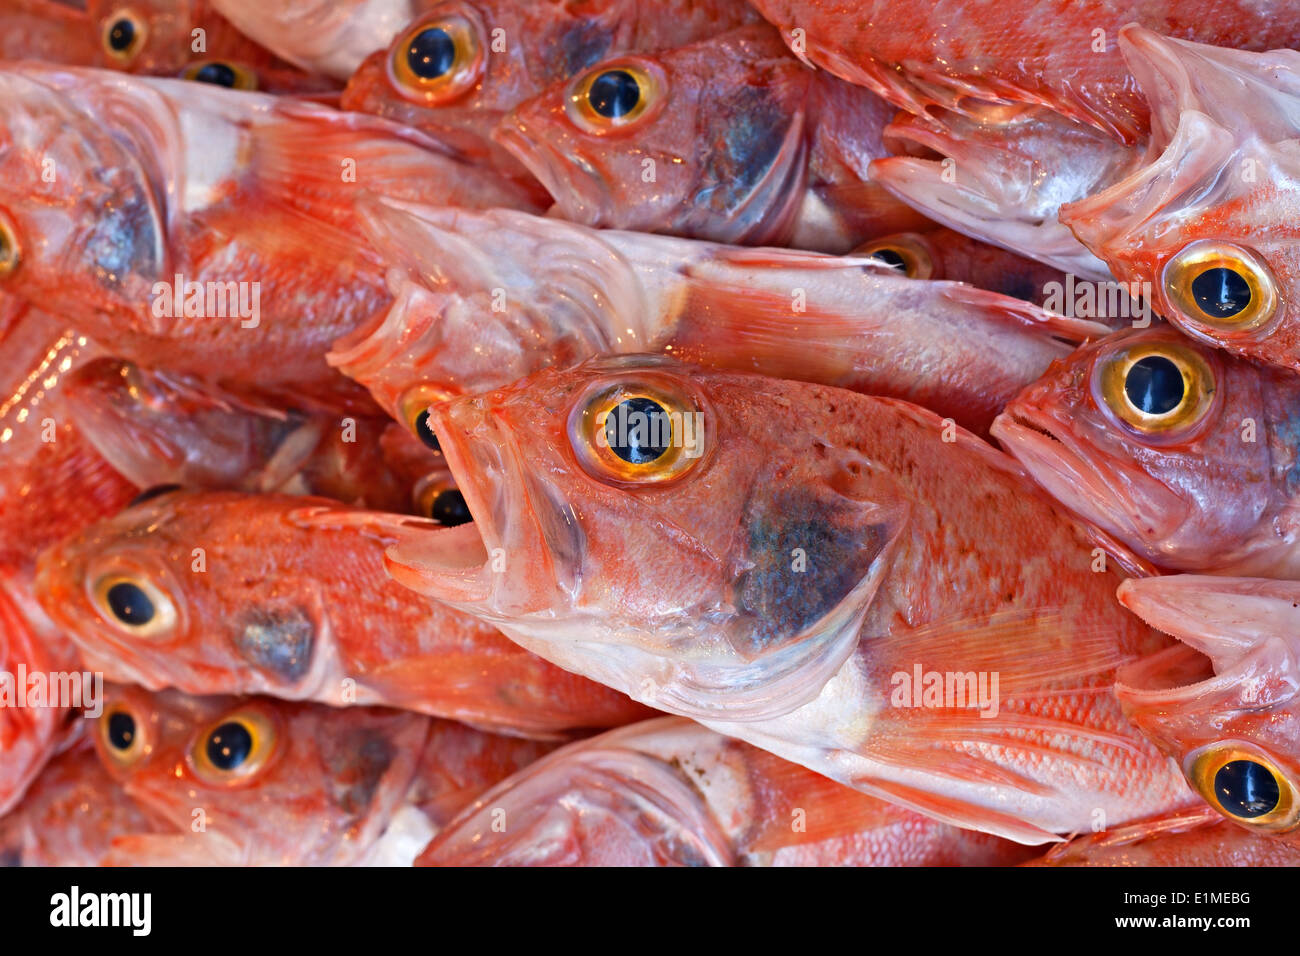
(35, 490, 649, 736)
(382, 356, 1194, 843)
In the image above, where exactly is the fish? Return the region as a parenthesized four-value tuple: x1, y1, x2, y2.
(990, 325, 1300, 578)
(1059, 28, 1300, 374)
(494, 23, 934, 252)
(1025, 804, 1300, 866)
(340, 0, 757, 191)
(89, 684, 552, 865)
(61, 357, 414, 512)
(330, 201, 1104, 439)
(1114, 574, 1300, 848)
(0, 739, 163, 866)
(0, 63, 540, 412)
(34, 489, 651, 736)
(378, 355, 1194, 843)
(419, 716, 1038, 866)
(0, 0, 103, 65)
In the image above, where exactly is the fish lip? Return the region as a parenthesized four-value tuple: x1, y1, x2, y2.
(492, 121, 606, 222)
(991, 407, 1186, 556)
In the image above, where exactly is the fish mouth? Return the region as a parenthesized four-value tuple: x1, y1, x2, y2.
(492, 121, 610, 224)
(990, 408, 1187, 556)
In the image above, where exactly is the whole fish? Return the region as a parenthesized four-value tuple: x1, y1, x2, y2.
(330, 201, 1102, 439)
(494, 24, 933, 252)
(0, 64, 539, 412)
(747, 0, 1300, 145)
(990, 326, 1300, 578)
(1025, 804, 1300, 866)
(419, 717, 1037, 866)
(62, 357, 413, 512)
(1060, 29, 1300, 374)
(89, 684, 551, 865)
(0, 740, 162, 866)
(379, 355, 1192, 843)
(35, 490, 650, 736)
(340, 0, 756, 190)
(1115, 574, 1300, 847)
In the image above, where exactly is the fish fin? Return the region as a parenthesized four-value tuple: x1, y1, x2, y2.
(1030, 804, 1224, 864)
(846, 778, 1062, 845)
(285, 504, 439, 546)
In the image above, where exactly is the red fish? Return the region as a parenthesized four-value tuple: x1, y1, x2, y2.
(341, 0, 756, 191)
(991, 326, 1300, 578)
(419, 717, 1036, 866)
(0, 0, 103, 65)
(0, 64, 540, 412)
(379, 356, 1193, 843)
(494, 24, 933, 251)
(1115, 574, 1300, 848)
(90, 684, 552, 864)
(35, 490, 650, 736)
(1060, 28, 1300, 374)
(330, 201, 1102, 438)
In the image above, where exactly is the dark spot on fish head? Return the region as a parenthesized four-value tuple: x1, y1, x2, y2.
(232, 606, 315, 684)
(0, 846, 20, 867)
(540, 20, 614, 82)
(731, 489, 891, 656)
(695, 86, 798, 218)
(323, 728, 397, 817)
(82, 166, 164, 290)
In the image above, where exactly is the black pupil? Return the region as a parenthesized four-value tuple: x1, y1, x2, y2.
(414, 410, 440, 451)
(872, 248, 908, 270)
(107, 711, 135, 751)
(605, 397, 671, 465)
(106, 581, 155, 626)
(588, 70, 641, 119)
(1191, 266, 1252, 319)
(1124, 355, 1185, 416)
(108, 18, 135, 52)
(207, 722, 253, 771)
(1215, 759, 1280, 818)
(194, 62, 238, 87)
(406, 27, 456, 79)
(430, 489, 472, 526)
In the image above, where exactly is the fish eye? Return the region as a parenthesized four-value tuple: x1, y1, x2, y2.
(189, 708, 277, 787)
(568, 379, 707, 485)
(97, 701, 148, 769)
(566, 59, 666, 133)
(1093, 338, 1218, 439)
(1162, 240, 1279, 335)
(0, 213, 21, 279)
(102, 9, 147, 62)
(854, 234, 936, 280)
(180, 60, 258, 91)
(388, 13, 484, 104)
(415, 478, 472, 526)
(1186, 744, 1299, 831)
(398, 385, 452, 451)
(90, 572, 178, 639)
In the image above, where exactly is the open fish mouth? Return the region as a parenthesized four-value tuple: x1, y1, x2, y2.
(491, 122, 611, 224)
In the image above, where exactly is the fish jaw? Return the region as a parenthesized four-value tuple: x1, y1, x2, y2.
(492, 114, 615, 227)
(869, 106, 1131, 279)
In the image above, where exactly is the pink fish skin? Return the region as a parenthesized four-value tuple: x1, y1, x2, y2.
(0, 0, 104, 65)
(419, 717, 1037, 866)
(89, 684, 552, 865)
(0, 739, 162, 866)
(378, 355, 1194, 844)
(1114, 574, 1300, 848)
(35, 490, 651, 736)
(341, 0, 756, 193)
(0, 64, 539, 412)
(1026, 804, 1300, 866)
(494, 24, 933, 252)
(1060, 28, 1300, 374)
(991, 325, 1300, 578)
(61, 357, 414, 512)
(330, 201, 1103, 438)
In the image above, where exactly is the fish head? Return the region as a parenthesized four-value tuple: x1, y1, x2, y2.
(991, 326, 1276, 571)
(88, 0, 201, 73)
(1060, 27, 1300, 368)
(34, 490, 330, 696)
(92, 684, 426, 862)
(1117, 575, 1300, 845)
(493, 24, 812, 244)
(382, 355, 908, 721)
(0, 68, 167, 327)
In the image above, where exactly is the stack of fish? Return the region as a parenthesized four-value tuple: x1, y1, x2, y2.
(1, 0, 1298, 867)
